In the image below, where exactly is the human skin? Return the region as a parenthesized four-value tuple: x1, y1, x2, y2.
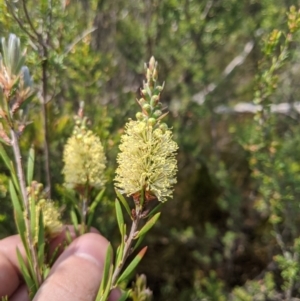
(0, 228, 121, 301)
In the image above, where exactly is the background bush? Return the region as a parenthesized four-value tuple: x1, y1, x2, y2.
(2, 0, 300, 300)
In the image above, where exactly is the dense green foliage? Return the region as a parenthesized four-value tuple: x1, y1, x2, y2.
(2, 0, 300, 300)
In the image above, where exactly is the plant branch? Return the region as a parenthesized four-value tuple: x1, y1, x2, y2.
(80, 185, 90, 234)
(19, 0, 52, 196)
(21, 0, 42, 41)
(41, 50, 52, 197)
(5, 0, 38, 43)
(64, 27, 97, 55)
(10, 128, 42, 286)
(112, 208, 142, 286)
(192, 40, 255, 105)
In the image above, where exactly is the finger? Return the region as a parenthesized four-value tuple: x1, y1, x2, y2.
(33, 233, 121, 301)
(48, 225, 99, 259)
(9, 284, 29, 301)
(0, 235, 25, 298)
(0, 226, 98, 298)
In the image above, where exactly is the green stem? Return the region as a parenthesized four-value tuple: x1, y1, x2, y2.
(10, 128, 42, 287)
(80, 184, 90, 234)
(111, 206, 142, 286)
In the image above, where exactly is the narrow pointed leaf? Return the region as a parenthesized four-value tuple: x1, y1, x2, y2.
(65, 227, 73, 245)
(100, 264, 114, 301)
(48, 245, 60, 266)
(30, 195, 36, 247)
(115, 199, 124, 236)
(146, 203, 162, 219)
(115, 225, 126, 267)
(133, 233, 146, 252)
(37, 210, 45, 267)
(116, 246, 148, 285)
(118, 290, 131, 301)
(96, 243, 113, 300)
(16, 247, 37, 296)
(89, 188, 105, 212)
(135, 212, 161, 239)
(87, 188, 105, 229)
(70, 209, 79, 237)
(26, 147, 35, 185)
(115, 189, 131, 217)
(9, 180, 26, 248)
(0, 144, 19, 190)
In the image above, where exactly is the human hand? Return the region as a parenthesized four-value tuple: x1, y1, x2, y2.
(0, 229, 121, 301)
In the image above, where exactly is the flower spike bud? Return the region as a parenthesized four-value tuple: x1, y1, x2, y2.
(115, 120, 178, 203)
(115, 57, 178, 204)
(63, 107, 107, 190)
(149, 56, 156, 71)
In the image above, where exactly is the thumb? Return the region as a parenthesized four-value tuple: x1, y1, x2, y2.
(33, 233, 119, 301)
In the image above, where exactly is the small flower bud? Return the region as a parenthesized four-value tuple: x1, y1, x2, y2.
(150, 95, 159, 107)
(154, 128, 163, 137)
(147, 117, 156, 126)
(156, 86, 163, 92)
(153, 110, 162, 117)
(141, 89, 147, 96)
(153, 68, 158, 81)
(37, 183, 43, 192)
(149, 56, 155, 70)
(143, 104, 151, 112)
(138, 98, 146, 105)
(159, 123, 168, 132)
(146, 69, 151, 81)
(136, 112, 144, 120)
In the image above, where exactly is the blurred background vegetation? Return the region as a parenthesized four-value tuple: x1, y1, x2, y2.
(2, 0, 300, 300)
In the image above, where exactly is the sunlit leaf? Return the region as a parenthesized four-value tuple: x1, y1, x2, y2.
(116, 246, 148, 285)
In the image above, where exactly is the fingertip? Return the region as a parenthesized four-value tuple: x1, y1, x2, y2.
(34, 233, 109, 301)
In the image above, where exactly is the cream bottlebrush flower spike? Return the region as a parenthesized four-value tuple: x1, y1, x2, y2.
(63, 107, 107, 190)
(115, 57, 178, 203)
(27, 181, 63, 242)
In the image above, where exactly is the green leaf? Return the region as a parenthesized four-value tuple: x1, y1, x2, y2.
(30, 195, 36, 247)
(146, 203, 162, 219)
(26, 147, 35, 185)
(116, 246, 148, 285)
(87, 188, 105, 229)
(56, 185, 77, 205)
(115, 224, 126, 267)
(9, 180, 26, 248)
(37, 210, 45, 267)
(65, 227, 73, 245)
(96, 243, 113, 300)
(115, 199, 124, 236)
(133, 233, 146, 252)
(115, 189, 131, 217)
(10, 182, 39, 287)
(0, 144, 19, 190)
(70, 208, 79, 237)
(118, 290, 132, 301)
(135, 212, 161, 239)
(16, 247, 37, 298)
(90, 188, 105, 212)
(48, 245, 60, 266)
(100, 264, 114, 301)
